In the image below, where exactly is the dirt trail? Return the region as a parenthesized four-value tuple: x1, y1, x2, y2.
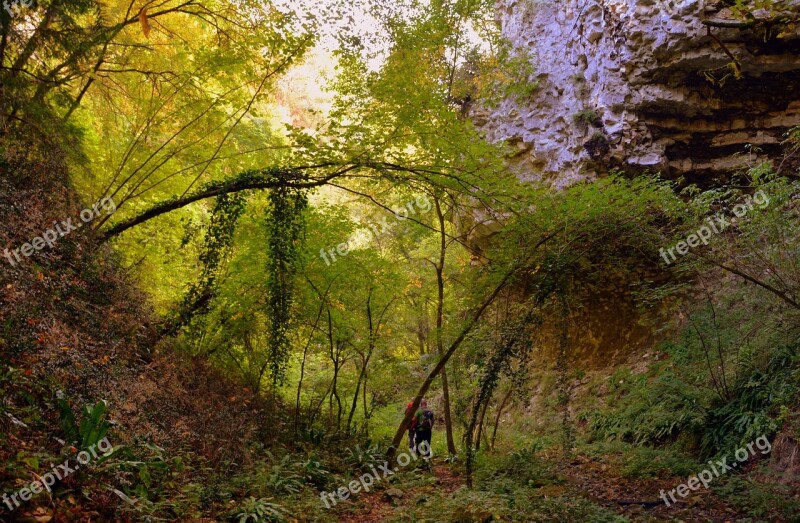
(337, 463, 463, 523)
(564, 455, 741, 521)
(336, 455, 748, 522)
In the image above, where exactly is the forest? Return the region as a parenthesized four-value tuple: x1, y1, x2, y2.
(0, 0, 799, 521)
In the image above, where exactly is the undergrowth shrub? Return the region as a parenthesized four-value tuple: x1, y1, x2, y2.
(617, 447, 700, 478)
(699, 344, 799, 458)
(387, 482, 627, 523)
(712, 475, 800, 521)
(228, 497, 288, 523)
(344, 442, 385, 473)
(589, 369, 706, 445)
(298, 455, 333, 488)
(475, 440, 562, 489)
(229, 450, 334, 500)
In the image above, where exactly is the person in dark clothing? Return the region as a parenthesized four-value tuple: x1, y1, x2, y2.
(414, 399, 434, 460)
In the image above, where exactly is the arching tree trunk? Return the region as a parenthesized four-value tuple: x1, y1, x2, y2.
(388, 273, 514, 459)
(388, 230, 557, 462)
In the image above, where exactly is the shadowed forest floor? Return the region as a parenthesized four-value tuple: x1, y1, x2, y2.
(333, 455, 778, 523)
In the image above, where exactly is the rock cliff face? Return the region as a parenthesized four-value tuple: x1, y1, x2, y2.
(481, 0, 800, 186)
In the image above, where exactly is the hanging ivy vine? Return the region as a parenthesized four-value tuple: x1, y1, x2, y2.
(265, 184, 308, 386)
(163, 191, 248, 338)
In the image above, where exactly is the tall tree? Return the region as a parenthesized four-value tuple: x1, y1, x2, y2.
(432, 193, 457, 454)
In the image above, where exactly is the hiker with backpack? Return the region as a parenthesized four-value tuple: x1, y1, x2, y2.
(414, 399, 434, 460)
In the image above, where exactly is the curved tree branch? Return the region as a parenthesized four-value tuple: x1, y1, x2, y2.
(100, 166, 344, 241)
(99, 159, 501, 241)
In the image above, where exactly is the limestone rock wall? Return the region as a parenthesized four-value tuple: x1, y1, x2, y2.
(481, 0, 800, 186)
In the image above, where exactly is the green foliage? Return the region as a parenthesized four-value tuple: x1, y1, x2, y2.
(297, 426, 327, 445)
(452, 40, 538, 108)
(572, 109, 602, 130)
(617, 447, 701, 478)
(0, 0, 103, 136)
(111, 442, 175, 504)
(56, 397, 79, 445)
(77, 400, 111, 451)
(581, 441, 702, 479)
(700, 344, 799, 458)
(265, 185, 308, 385)
(476, 440, 558, 488)
(488, 175, 685, 320)
(170, 191, 249, 337)
(386, 465, 627, 523)
(229, 497, 289, 523)
(265, 455, 306, 494)
(298, 456, 333, 489)
(193, 192, 249, 292)
(57, 398, 111, 451)
(6, 1, 800, 522)
(344, 442, 385, 473)
(584, 132, 610, 159)
(466, 303, 539, 484)
(727, 0, 790, 22)
(588, 267, 800, 465)
(231, 452, 317, 498)
(713, 475, 800, 521)
(589, 370, 707, 446)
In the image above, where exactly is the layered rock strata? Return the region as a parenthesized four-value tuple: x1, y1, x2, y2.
(480, 0, 800, 186)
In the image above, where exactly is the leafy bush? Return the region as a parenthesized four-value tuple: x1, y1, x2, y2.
(589, 370, 706, 445)
(298, 455, 332, 489)
(229, 497, 288, 523)
(344, 442, 385, 473)
(584, 132, 610, 159)
(386, 480, 627, 523)
(617, 447, 701, 478)
(572, 109, 602, 129)
(231, 452, 316, 499)
(265, 455, 305, 494)
(57, 398, 111, 451)
(713, 476, 800, 520)
(699, 344, 799, 458)
(110, 441, 174, 505)
(476, 440, 560, 488)
(297, 426, 326, 445)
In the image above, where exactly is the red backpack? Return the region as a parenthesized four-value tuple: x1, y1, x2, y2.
(405, 401, 418, 430)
